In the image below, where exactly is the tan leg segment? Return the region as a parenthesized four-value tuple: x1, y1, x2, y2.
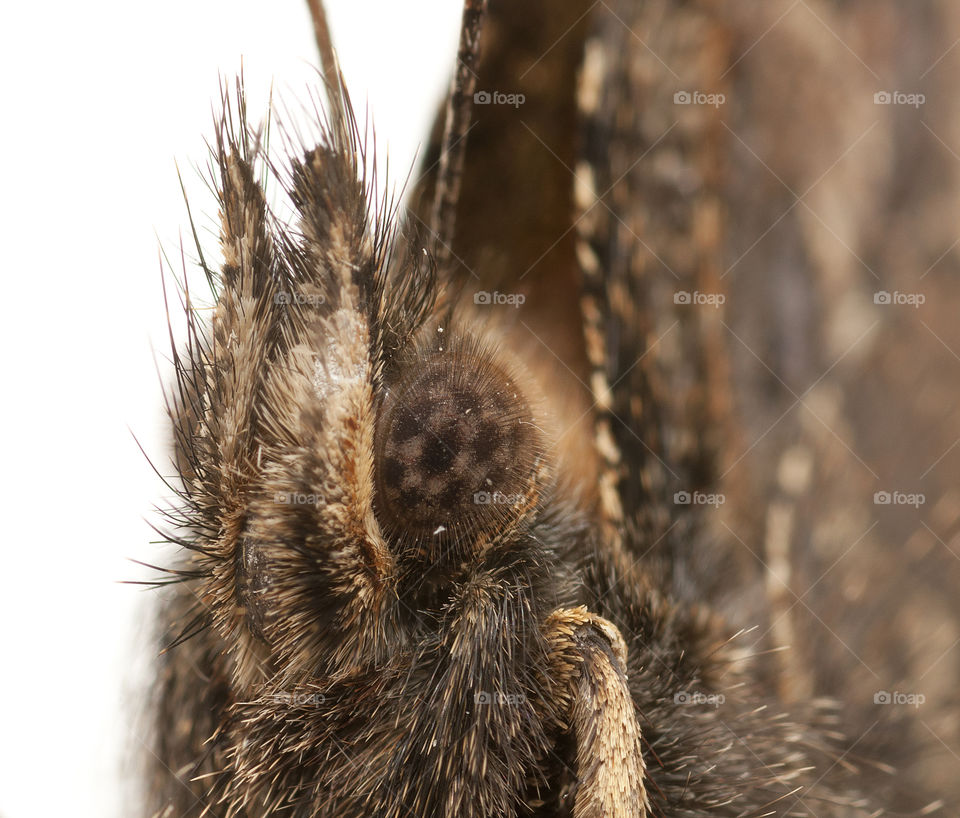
(543, 607, 648, 818)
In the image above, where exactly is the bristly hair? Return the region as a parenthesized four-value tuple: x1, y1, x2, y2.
(145, 69, 873, 812)
(153, 68, 438, 668)
(144, 1, 957, 815)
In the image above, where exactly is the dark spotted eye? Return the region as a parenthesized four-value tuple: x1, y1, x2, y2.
(373, 335, 544, 551)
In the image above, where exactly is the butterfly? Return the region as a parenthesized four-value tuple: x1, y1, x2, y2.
(144, 1, 959, 815)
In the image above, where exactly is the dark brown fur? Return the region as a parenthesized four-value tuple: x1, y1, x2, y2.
(144, 1, 958, 816)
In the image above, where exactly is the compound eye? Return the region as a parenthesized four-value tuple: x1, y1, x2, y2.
(374, 340, 542, 549)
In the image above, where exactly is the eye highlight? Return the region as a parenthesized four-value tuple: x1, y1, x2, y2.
(373, 333, 543, 551)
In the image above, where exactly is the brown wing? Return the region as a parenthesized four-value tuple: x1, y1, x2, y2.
(432, 0, 960, 811)
(573, 0, 960, 811)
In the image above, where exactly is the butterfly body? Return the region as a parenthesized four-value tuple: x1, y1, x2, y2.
(145, 2, 959, 815)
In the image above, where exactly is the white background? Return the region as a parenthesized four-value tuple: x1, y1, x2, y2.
(0, 2, 458, 816)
